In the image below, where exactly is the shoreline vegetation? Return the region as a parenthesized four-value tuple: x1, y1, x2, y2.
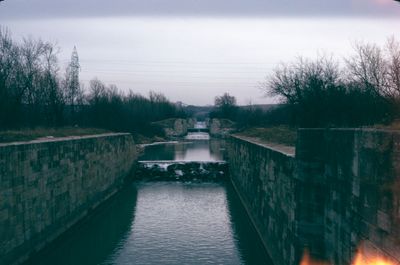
(0, 28, 186, 139)
(233, 120, 400, 148)
(1, 27, 400, 147)
(0, 127, 167, 144)
(234, 126, 297, 147)
(0, 127, 110, 143)
(2, 120, 399, 146)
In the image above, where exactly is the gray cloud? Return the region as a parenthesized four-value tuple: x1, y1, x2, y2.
(1, 0, 400, 19)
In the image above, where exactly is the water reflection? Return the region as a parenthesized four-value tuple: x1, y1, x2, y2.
(226, 184, 274, 265)
(139, 138, 225, 162)
(24, 185, 138, 265)
(24, 132, 271, 265)
(24, 182, 272, 265)
(103, 182, 271, 265)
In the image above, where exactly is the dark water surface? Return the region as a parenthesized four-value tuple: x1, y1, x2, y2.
(139, 138, 225, 162)
(25, 134, 272, 265)
(24, 181, 272, 265)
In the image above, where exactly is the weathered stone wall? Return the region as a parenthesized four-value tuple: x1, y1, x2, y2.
(209, 118, 236, 137)
(228, 129, 400, 265)
(296, 129, 400, 265)
(154, 118, 193, 138)
(186, 118, 196, 129)
(0, 133, 137, 265)
(170, 119, 188, 137)
(227, 136, 299, 265)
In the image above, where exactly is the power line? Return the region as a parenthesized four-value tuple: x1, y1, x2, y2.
(66, 59, 278, 65)
(80, 79, 260, 85)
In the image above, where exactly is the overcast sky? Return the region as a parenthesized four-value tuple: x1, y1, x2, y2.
(1, 0, 400, 105)
(1, 0, 400, 18)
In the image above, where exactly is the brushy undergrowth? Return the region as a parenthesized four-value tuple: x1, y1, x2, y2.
(236, 126, 297, 147)
(0, 127, 111, 143)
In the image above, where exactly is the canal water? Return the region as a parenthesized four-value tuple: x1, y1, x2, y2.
(24, 132, 273, 265)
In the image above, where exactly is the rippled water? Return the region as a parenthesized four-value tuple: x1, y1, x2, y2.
(139, 137, 225, 162)
(104, 182, 271, 265)
(24, 132, 272, 265)
(25, 182, 272, 265)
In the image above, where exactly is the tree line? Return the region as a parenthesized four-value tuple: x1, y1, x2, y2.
(265, 37, 400, 127)
(212, 37, 400, 128)
(0, 28, 185, 135)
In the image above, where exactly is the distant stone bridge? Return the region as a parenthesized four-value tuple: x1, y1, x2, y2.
(153, 118, 235, 138)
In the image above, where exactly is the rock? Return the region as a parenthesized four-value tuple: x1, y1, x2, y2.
(135, 161, 228, 182)
(209, 118, 236, 137)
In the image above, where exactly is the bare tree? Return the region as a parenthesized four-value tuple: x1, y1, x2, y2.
(215, 92, 237, 107)
(266, 56, 341, 104)
(385, 36, 400, 99)
(19, 37, 45, 108)
(149, 91, 168, 103)
(41, 42, 64, 125)
(345, 38, 400, 119)
(261, 55, 392, 126)
(18, 37, 66, 126)
(0, 27, 186, 131)
(0, 28, 21, 127)
(345, 41, 388, 96)
(213, 92, 238, 120)
(88, 78, 107, 104)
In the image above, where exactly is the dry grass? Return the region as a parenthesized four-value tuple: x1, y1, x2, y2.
(131, 133, 166, 144)
(372, 120, 400, 130)
(152, 118, 177, 127)
(0, 127, 111, 143)
(235, 126, 297, 147)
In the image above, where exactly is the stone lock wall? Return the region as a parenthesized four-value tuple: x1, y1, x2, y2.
(228, 129, 400, 265)
(0, 133, 137, 265)
(227, 136, 299, 265)
(209, 118, 236, 137)
(153, 118, 192, 138)
(298, 129, 400, 265)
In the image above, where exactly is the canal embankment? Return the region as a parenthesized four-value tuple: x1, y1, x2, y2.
(227, 135, 297, 265)
(227, 128, 400, 265)
(16, 129, 272, 265)
(4, 126, 400, 265)
(0, 133, 137, 265)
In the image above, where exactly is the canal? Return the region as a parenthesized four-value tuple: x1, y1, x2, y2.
(24, 132, 273, 265)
